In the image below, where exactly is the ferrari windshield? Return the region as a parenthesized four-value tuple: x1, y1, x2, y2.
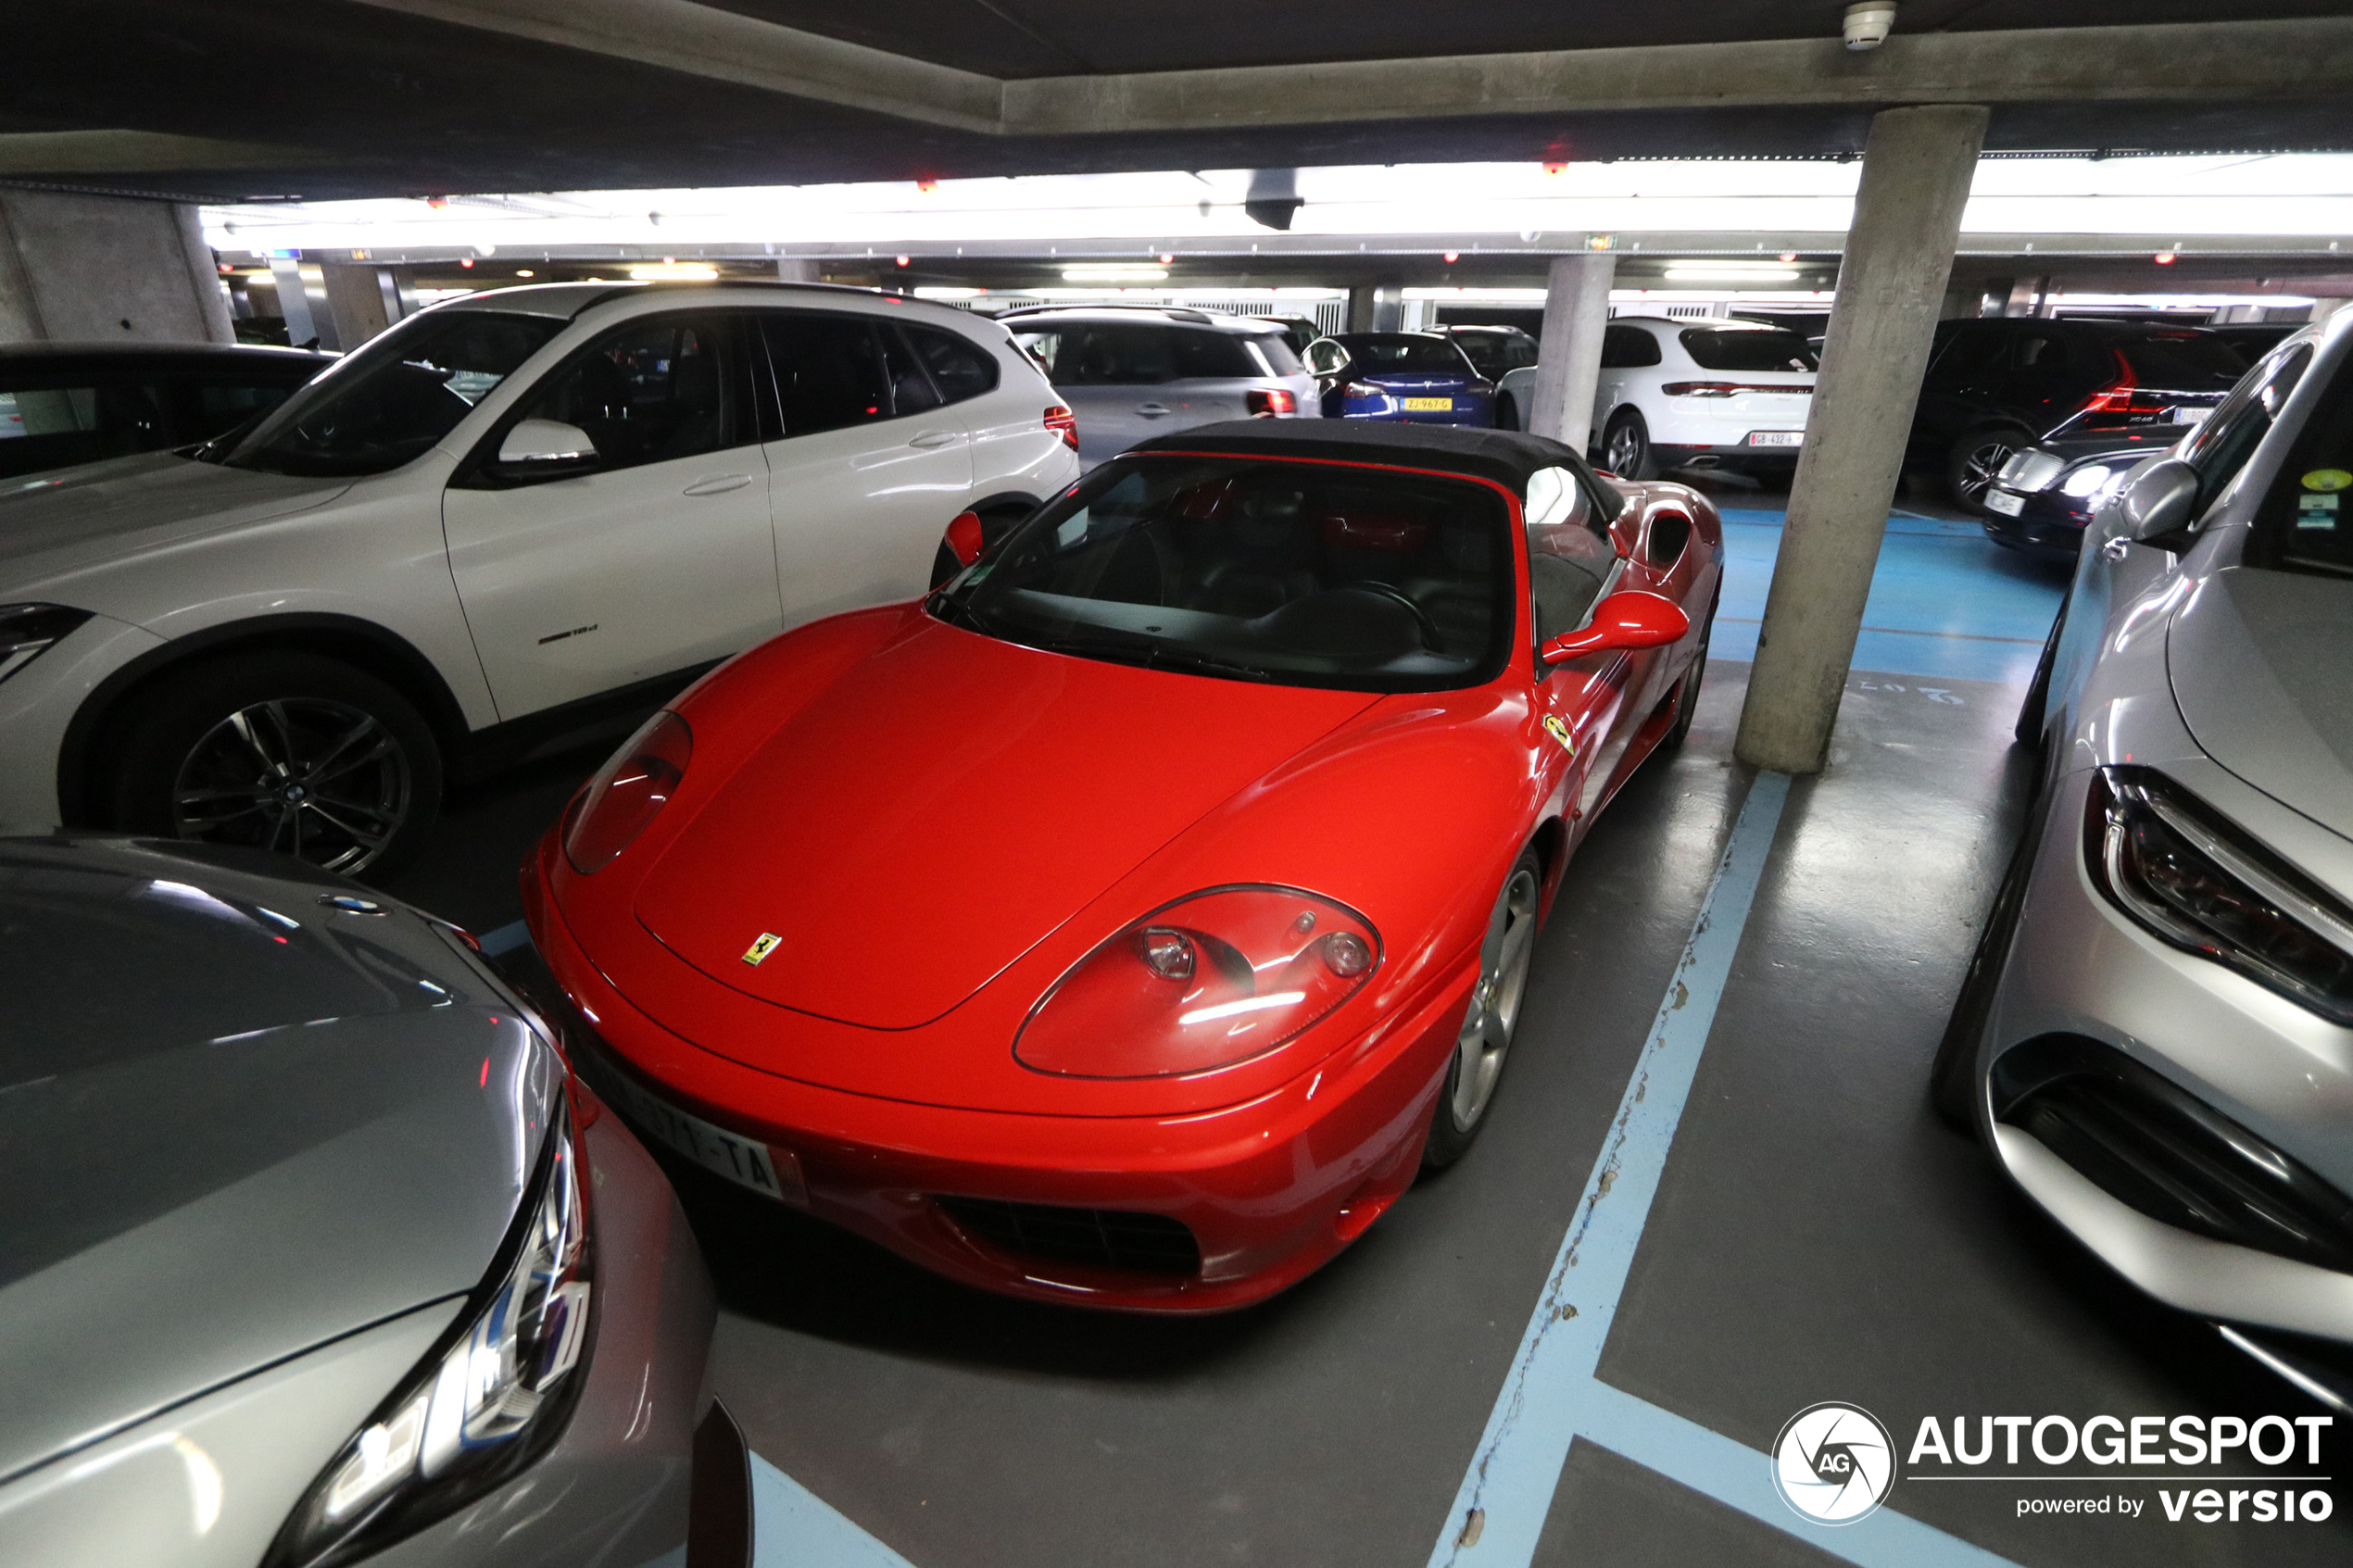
(212, 310, 562, 476)
(938, 454, 1516, 692)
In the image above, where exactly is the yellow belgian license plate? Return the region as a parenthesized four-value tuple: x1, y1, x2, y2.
(1402, 396, 1453, 411)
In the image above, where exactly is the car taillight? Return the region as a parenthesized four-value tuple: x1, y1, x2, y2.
(1342, 382, 1385, 400)
(2080, 351, 2171, 417)
(563, 710, 692, 874)
(1015, 887, 1381, 1078)
(1246, 388, 1297, 417)
(1659, 382, 1814, 397)
(1044, 405, 1077, 450)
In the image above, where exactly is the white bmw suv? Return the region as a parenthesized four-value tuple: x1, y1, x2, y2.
(0, 282, 1079, 875)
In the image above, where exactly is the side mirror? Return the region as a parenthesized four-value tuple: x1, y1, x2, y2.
(1541, 590, 1691, 665)
(944, 508, 986, 569)
(2116, 458, 2199, 546)
(497, 419, 598, 470)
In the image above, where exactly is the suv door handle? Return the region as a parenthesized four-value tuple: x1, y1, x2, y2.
(1137, 402, 1173, 417)
(907, 430, 960, 448)
(682, 473, 752, 495)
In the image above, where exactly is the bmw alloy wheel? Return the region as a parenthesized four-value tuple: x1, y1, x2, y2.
(170, 698, 415, 875)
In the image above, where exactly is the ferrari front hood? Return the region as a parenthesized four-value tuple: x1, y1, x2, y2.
(634, 621, 1377, 1030)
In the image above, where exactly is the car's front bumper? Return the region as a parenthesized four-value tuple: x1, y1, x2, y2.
(1981, 490, 2093, 555)
(1978, 767, 2353, 1345)
(521, 838, 1469, 1314)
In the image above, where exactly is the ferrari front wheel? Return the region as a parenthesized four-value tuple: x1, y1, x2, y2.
(1425, 846, 1543, 1169)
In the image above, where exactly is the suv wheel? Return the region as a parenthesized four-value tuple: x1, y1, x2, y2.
(1947, 426, 2031, 515)
(105, 651, 443, 880)
(1603, 409, 1659, 480)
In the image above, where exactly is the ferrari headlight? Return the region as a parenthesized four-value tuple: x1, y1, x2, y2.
(0, 603, 94, 684)
(267, 1098, 596, 1568)
(2086, 767, 2353, 1025)
(1015, 886, 1380, 1078)
(2059, 463, 2116, 499)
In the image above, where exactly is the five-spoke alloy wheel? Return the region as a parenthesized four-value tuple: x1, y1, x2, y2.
(1426, 846, 1544, 1168)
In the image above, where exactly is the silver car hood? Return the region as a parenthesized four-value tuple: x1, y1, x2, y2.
(2168, 566, 2353, 844)
(0, 838, 552, 1486)
(0, 451, 348, 594)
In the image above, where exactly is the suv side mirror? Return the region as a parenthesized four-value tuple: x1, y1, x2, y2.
(497, 419, 598, 472)
(2116, 458, 2199, 547)
(1540, 590, 1690, 664)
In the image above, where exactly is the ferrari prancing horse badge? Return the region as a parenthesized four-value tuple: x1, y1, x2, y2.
(741, 933, 782, 966)
(1542, 715, 1576, 755)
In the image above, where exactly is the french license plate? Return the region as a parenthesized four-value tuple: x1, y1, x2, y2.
(597, 1067, 806, 1203)
(1401, 396, 1453, 411)
(1747, 431, 1804, 447)
(1985, 489, 2026, 517)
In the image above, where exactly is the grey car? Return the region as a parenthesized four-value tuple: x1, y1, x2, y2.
(1001, 306, 1318, 467)
(1933, 312, 2353, 1402)
(0, 835, 733, 1566)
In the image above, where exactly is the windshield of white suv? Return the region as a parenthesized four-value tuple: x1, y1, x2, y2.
(210, 311, 563, 476)
(934, 453, 1515, 693)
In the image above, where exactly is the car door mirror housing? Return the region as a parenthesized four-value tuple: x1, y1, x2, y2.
(2117, 458, 2199, 547)
(944, 508, 986, 569)
(497, 418, 599, 470)
(1540, 590, 1690, 664)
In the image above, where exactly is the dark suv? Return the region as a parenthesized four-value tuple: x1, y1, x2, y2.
(1910, 319, 2245, 512)
(0, 343, 331, 481)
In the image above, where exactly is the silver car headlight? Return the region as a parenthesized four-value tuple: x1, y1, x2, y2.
(2087, 767, 2353, 1026)
(0, 603, 94, 684)
(266, 1097, 596, 1568)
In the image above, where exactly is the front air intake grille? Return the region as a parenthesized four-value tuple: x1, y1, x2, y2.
(936, 1197, 1202, 1277)
(1993, 1035, 2353, 1273)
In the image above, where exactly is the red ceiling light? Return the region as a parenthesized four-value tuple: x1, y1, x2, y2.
(2154, 252, 2178, 265)
(916, 179, 937, 193)
(459, 257, 474, 269)
(1542, 161, 1567, 175)
(896, 255, 912, 267)
(1443, 250, 1460, 264)
(1158, 253, 1174, 264)
(1780, 252, 1798, 262)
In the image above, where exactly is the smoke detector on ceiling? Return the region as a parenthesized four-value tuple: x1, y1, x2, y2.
(1843, 3, 1897, 50)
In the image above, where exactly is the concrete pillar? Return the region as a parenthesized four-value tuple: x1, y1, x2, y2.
(0, 190, 233, 345)
(1733, 104, 1989, 777)
(270, 257, 326, 348)
(1346, 284, 1403, 333)
(320, 262, 403, 348)
(2002, 275, 2045, 318)
(1529, 254, 1617, 456)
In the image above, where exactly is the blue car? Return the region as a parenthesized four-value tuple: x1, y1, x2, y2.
(1304, 332, 1498, 427)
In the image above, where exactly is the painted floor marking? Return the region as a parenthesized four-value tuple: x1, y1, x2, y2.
(752, 1452, 920, 1568)
(1426, 771, 2020, 1568)
(479, 918, 532, 956)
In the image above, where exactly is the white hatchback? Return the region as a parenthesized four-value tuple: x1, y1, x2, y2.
(0, 282, 1080, 875)
(1500, 316, 1816, 479)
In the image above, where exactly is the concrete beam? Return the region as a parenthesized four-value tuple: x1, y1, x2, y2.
(0, 130, 318, 177)
(1735, 106, 1991, 776)
(0, 190, 234, 345)
(345, 4, 2353, 140)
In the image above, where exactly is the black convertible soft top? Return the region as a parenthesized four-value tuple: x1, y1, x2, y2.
(1125, 419, 1624, 521)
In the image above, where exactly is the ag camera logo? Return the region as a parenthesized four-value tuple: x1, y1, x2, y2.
(1773, 1402, 1896, 1524)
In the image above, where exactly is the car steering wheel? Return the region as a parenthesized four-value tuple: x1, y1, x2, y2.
(1347, 583, 1441, 649)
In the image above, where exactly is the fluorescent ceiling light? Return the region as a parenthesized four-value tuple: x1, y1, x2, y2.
(628, 262, 718, 280)
(1060, 264, 1168, 281)
(912, 286, 987, 299)
(1664, 265, 1803, 281)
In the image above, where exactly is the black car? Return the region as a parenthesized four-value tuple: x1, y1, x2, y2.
(1976, 428, 2183, 557)
(1909, 319, 2245, 513)
(2210, 322, 2299, 367)
(0, 342, 332, 481)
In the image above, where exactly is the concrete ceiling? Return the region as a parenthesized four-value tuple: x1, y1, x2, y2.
(4, 1, 2351, 200)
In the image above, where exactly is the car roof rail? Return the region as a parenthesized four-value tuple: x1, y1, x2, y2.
(993, 302, 1218, 325)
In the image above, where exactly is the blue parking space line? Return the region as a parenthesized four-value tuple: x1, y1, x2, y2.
(752, 1453, 921, 1568)
(478, 918, 532, 956)
(1576, 1382, 2020, 1568)
(1426, 771, 1789, 1568)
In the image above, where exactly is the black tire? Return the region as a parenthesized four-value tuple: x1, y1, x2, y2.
(2015, 600, 2066, 746)
(1495, 394, 1519, 433)
(104, 651, 443, 882)
(1929, 793, 2049, 1132)
(1425, 846, 1544, 1169)
(1602, 408, 1659, 481)
(1947, 426, 2032, 516)
(1656, 595, 1717, 753)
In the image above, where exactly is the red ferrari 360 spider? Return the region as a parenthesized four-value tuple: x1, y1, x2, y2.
(522, 420, 1721, 1311)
